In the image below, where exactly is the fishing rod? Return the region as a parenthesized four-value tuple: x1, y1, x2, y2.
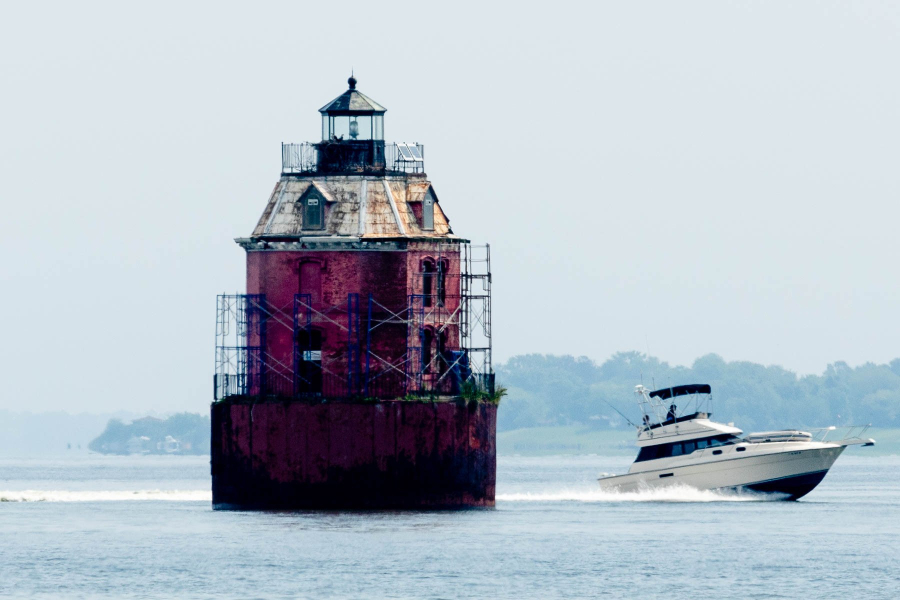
(599, 398, 640, 430)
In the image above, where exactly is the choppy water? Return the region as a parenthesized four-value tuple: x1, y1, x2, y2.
(1, 452, 898, 599)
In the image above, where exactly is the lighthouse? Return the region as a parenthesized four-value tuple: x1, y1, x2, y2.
(211, 77, 496, 509)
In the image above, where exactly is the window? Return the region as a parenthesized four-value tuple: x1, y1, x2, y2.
(374, 115, 383, 140)
(736, 446, 746, 452)
(303, 195, 323, 230)
(636, 446, 660, 462)
(326, 116, 374, 141)
(437, 259, 448, 307)
(635, 434, 741, 462)
(423, 190, 434, 230)
(422, 259, 435, 307)
(708, 435, 741, 448)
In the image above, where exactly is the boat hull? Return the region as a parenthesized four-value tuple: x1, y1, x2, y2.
(736, 469, 829, 500)
(598, 445, 845, 500)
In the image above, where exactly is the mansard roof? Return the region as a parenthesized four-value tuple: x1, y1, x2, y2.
(248, 176, 454, 240)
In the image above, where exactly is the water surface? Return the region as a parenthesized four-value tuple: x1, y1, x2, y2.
(1, 452, 897, 599)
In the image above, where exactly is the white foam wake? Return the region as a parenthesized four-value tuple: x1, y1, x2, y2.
(0, 490, 212, 503)
(498, 484, 780, 503)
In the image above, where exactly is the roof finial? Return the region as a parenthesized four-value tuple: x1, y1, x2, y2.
(348, 71, 357, 90)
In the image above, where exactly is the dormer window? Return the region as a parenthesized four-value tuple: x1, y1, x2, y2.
(423, 191, 434, 231)
(302, 194, 324, 230)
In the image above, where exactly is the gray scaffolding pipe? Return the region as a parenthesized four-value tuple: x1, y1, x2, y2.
(214, 242, 493, 400)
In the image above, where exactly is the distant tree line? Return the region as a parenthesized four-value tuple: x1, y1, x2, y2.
(89, 413, 210, 455)
(496, 352, 900, 432)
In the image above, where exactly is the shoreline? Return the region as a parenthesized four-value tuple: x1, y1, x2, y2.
(498, 426, 900, 457)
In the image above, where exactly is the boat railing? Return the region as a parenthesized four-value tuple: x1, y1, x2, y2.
(743, 425, 874, 445)
(808, 424, 873, 445)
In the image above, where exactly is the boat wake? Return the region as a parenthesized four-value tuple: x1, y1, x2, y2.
(0, 490, 212, 503)
(498, 484, 785, 503)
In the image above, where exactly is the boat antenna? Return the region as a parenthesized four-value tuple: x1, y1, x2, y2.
(600, 398, 640, 430)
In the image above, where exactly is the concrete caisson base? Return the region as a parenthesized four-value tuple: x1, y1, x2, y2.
(211, 399, 496, 510)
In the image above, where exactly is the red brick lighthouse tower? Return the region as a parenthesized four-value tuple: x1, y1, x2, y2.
(211, 77, 496, 509)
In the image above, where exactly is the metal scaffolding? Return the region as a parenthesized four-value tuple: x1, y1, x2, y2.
(213, 243, 492, 401)
(461, 243, 493, 392)
(214, 295, 267, 400)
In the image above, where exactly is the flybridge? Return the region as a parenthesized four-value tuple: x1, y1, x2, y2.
(637, 383, 714, 429)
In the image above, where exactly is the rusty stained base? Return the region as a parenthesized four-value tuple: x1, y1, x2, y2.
(211, 399, 496, 510)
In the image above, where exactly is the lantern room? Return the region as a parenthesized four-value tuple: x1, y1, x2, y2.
(315, 76, 388, 172)
(319, 76, 385, 141)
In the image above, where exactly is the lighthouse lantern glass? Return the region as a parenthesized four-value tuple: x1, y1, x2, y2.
(323, 115, 376, 141)
(374, 115, 383, 139)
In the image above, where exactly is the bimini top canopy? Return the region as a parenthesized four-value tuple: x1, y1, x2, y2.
(649, 384, 711, 401)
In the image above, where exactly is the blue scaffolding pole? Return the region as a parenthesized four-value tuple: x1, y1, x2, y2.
(347, 293, 360, 397)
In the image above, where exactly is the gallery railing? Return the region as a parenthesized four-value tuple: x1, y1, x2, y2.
(281, 142, 425, 175)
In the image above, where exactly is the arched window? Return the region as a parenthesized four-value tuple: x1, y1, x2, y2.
(422, 259, 435, 307)
(437, 259, 449, 307)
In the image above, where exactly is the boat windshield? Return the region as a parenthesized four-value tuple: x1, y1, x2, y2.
(636, 434, 742, 462)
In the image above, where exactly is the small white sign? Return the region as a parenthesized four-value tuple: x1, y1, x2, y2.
(302, 350, 322, 361)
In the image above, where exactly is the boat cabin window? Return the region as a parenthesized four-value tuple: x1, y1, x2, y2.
(636, 434, 741, 462)
(707, 435, 741, 448)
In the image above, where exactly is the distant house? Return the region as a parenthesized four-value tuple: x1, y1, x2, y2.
(126, 435, 152, 454)
(158, 435, 180, 453)
(90, 414, 210, 455)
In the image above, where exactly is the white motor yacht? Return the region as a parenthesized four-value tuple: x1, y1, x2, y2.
(598, 384, 875, 500)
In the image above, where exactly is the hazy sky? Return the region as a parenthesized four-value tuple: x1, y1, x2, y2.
(2, 1, 899, 413)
